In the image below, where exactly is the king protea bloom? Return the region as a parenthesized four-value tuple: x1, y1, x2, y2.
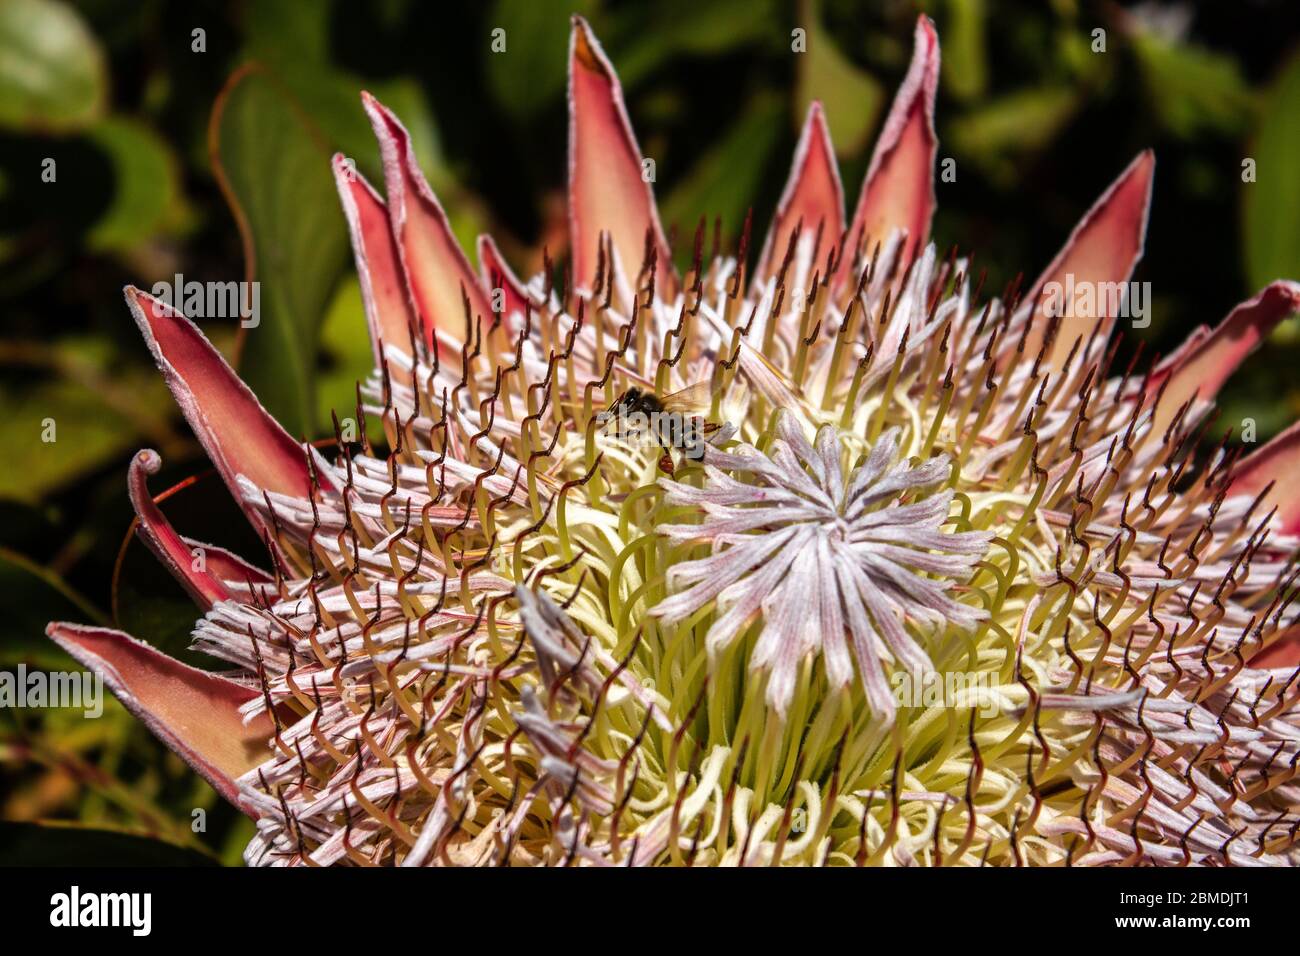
(47, 15, 1300, 867)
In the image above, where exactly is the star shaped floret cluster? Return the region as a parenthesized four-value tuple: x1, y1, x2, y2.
(654, 414, 991, 717)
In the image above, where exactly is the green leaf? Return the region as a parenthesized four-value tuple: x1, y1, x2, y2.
(0, 545, 105, 668)
(947, 87, 1078, 186)
(211, 67, 350, 438)
(1217, 383, 1300, 446)
(662, 92, 784, 265)
(797, 1, 883, 157)
(245, 0, 332, 66)
(600, 0, 770, 90)
(0, 821, 216, 865)
(940, 0, 988, 102)
(244, 0, 446, 188)
(487, 0, 598, 119)
(1244, 51, 1300, 294)
(0, 0, 106, 132)
(84, 117, 186, 253)
(0, 373, 164, 503)
(315, 276, 379, 432)
(1130, 31, 1256, 139)
(112, 538, 204, 667)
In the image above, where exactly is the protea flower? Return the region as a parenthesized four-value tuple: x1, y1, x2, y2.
(47, 15, 1300, 867)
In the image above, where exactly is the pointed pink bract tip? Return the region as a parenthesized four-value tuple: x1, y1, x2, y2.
(1149, 281, 1300, 436)
(45, 622, 274, 812)
(363, 92, 486, 366)
(333, 145, 423, 365)
(758, 99, 845, 281)
(477, 233, 532, 334)
(122, 285, 330, 531)
(1231, 416, 1300, 534)
(567, 13, 676, 297)
(1016, 149, 1155, 370)
(843, 12, 939, 282)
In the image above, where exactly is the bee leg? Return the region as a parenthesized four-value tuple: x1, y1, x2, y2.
(649, 434, 673, 475)
(702, 421, 721, 434)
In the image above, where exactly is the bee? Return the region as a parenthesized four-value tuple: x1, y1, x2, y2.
(601, 380, 721, 475)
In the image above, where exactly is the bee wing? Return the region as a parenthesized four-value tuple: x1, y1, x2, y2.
(658, 380, 716, 414)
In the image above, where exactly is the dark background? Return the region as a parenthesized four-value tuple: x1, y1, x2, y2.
(1, 0, 1298, 863)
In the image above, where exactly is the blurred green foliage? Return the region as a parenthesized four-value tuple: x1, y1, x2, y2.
(0, 0, 1297, 863)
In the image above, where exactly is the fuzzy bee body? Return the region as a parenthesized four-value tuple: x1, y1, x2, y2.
(602, 383, 720, 475)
